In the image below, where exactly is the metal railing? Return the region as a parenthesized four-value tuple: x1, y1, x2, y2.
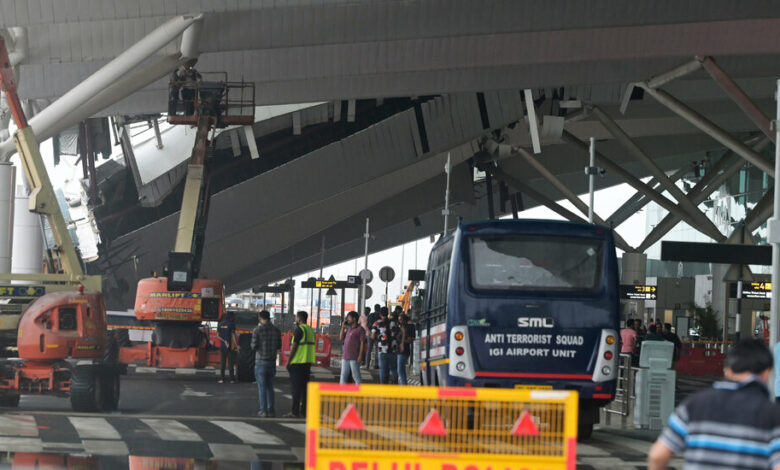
(602, 353, 636, 426)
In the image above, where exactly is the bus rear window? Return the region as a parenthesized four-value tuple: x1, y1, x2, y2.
(469, 235, 603, 292)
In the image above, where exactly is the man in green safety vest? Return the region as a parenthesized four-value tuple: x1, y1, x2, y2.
(284, 311, 316, 418)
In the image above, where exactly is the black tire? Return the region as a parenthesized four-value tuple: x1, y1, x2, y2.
(100, 367, 120, 411)
(236, 334, 255, 382)
(70, 365, 103, 412)
(103, 331, 119, 366)
(577, 422, 594, 441)
(0, 394, 20, 407)
(114, 328, 132, 347)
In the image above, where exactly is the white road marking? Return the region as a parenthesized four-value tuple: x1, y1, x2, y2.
(283, 394, 292, 400)
(181, 386, 211, 398)
(42, 442, 85, 450)
(210, 420, 283, 445)
(68, 417, 121, 440)
(0, 437, 43, 452)
(141, 419, 202, 441)
(0, 415, 38, 436)
(280, 422, 307, 433)
(82, 439, 129, 455)
(209, 443, 260, 461)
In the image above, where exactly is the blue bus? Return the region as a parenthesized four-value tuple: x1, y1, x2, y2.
(419, 219, 620, 437)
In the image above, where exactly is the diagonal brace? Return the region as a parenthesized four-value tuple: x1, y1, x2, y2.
(637, 137, 771, 252)
(562, 130, 727, 244)
(592, 106, 723, 240)
(636, 83, 774, 177)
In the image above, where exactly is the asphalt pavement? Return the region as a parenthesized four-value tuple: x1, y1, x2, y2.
(0, 364, 696, 469)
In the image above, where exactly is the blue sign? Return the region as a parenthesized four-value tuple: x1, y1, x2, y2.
(0, 285, 46, 297)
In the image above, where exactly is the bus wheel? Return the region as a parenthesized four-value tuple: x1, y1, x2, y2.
(577, 422, 594, 440)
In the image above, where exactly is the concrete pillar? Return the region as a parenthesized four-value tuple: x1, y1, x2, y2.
(0, 162, 14, 272)
(621, 252, 647, 323)
(11, 184, 42, 274)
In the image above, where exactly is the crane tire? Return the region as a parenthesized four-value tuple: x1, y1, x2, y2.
(70, 365, 102, 412)
(236, 334, 255, 382)
(0, 394, 19, 407)
(100, 367, 120, 411)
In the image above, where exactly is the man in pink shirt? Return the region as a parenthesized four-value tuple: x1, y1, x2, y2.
(621, 318, 638, 356)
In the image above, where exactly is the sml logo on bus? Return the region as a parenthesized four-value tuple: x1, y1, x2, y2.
(517, 317, 554, 328)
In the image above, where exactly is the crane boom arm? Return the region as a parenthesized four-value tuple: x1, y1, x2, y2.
(0, 36, 99, 291)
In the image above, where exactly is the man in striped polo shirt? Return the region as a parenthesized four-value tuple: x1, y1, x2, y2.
(648, 338, 780, 469)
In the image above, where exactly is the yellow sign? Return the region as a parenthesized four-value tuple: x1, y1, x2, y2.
(750, 282, 772, 291)
(306, 383, 578, 470)
(315, 280, 338, 289)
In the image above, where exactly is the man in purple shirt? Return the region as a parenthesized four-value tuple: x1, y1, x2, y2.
(340, 311, 366, 384)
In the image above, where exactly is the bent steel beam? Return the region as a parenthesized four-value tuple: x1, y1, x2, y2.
(636, 83, 774, 177)
(489, 165, 587, 225)
(697, 56, 774, 143)
(646, 59, 702, 90)
(636, 137, 771, 253)
(0, 14, 203, 161)
(562, 130, 727, 244)
(512, 146, 633, 252)
(745, 189, 773, 233)
(592, 106, 723, 240)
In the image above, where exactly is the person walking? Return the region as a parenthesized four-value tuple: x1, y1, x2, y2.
(217, 311, 237, 383)
(364, 304, 381, 368)
(251, 310, 281, 418)
(397, 314, 414, 385)
(620, 318, 638, 359)
(285, 311, 315, 418)
(339, 311, 366, 384)
(648, 338, 780, 470)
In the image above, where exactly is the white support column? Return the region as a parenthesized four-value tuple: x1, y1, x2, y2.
(523, 89, 541, 154)
(768, 79, 780, 396)
(0, 162, 13, 272)
(244, 125, 259, 160)
(0, 14, 203, 161)
(11, 183, 41, 275)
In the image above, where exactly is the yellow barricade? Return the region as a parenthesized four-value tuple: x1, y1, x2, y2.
(306, 383, 578, 470)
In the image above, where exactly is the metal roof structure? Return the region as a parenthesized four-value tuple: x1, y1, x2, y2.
(0, 1, 778, 308)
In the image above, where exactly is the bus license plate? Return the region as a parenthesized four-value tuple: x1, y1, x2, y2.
(514, 384, 552, 390)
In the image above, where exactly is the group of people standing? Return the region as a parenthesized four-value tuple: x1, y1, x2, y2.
(339, 304, 416, 385)
(249, 310, 315, 419)
(620, 318, 682, 365)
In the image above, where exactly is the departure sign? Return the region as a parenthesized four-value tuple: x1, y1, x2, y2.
(620, 284, 657, 300)
(315, 280, 337, 289)
(729, 281, 772, 299)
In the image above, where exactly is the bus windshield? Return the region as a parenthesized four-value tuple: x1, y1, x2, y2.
(468, 235, 603, 292)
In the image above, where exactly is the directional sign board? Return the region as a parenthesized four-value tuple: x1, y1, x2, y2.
(620, 284, 657, 300)
(729, 281, 772, 299)
(301, 279, 360, 289)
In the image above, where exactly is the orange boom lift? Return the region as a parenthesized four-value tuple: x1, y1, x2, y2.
(118, 72, 254, 369)
(0, 36, 118, 411)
